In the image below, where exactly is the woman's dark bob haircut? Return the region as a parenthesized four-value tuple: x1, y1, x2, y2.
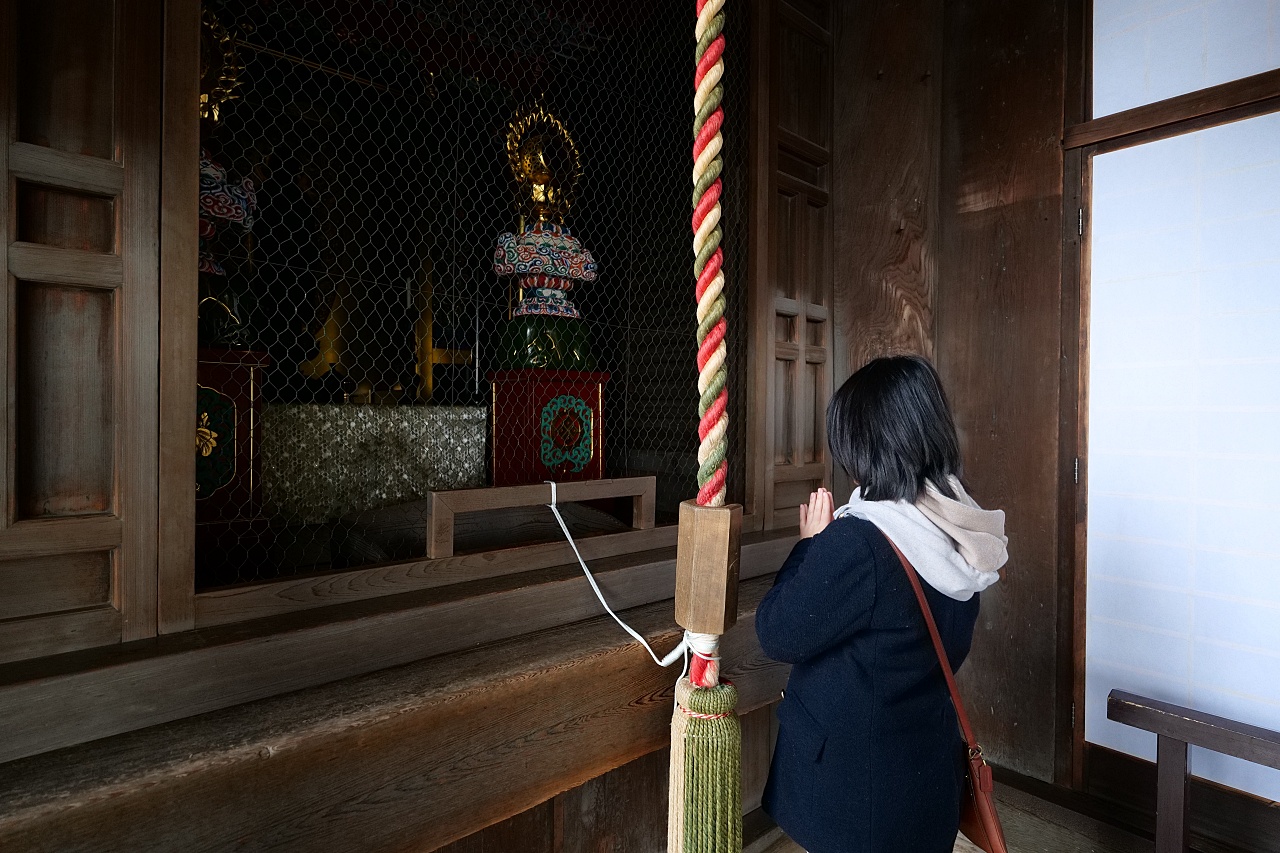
(826, 354, 962, 503)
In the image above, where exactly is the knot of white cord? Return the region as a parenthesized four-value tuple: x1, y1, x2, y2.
(685, 630, 722, 686)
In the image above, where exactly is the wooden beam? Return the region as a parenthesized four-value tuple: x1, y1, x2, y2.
(1108, 690, 1280, 771)
(7, 242, 122, 288)
(156, 0, 201, 634)
(8, 142, 124, 196)
(0, 607, 121, 667)
(0, 578, 791, 853)
(1064, 68, 1280, 151)
(193, 525, 686, 628)
(0, 532, 796, 765)
(0, 514, 122, 559)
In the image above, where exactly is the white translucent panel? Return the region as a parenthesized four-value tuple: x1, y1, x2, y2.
(1094, 0, 1280, 117)
(1086, 112, 1280, 800)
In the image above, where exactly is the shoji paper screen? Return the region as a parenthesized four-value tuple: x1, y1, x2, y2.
(1086, 111, 1280, 800)
(1094, 0, 1280, 117)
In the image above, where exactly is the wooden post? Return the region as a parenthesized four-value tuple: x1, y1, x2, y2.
(674, 500, 743, 634)
(1155, 734, 1189, 853)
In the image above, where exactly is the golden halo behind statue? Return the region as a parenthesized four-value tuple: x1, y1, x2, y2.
(505, 105, 583, 223)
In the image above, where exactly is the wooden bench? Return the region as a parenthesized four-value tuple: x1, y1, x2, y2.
(1107, 689, 1280, 853)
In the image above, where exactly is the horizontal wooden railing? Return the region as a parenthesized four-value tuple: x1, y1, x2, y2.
(1107, 689, 1280, 853)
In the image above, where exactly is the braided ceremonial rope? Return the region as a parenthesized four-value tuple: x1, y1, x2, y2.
(693, 0, 729, 514)
(688, 0, 729, 693)
(669, 1, 742, 851)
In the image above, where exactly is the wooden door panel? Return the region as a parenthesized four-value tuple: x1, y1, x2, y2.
(14, 0, 117, 159)
(15, 281, 115, 518)
(759, 2, 833, 528)
(1, 0, 162, 660)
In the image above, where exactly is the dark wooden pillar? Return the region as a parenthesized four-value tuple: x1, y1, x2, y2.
(935, 0, 1069, 783)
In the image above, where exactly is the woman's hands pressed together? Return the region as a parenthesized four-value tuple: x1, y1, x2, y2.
(799, 487, 834, 538)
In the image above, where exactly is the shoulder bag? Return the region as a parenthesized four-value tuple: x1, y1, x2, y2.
(886, 539, 1009, 853)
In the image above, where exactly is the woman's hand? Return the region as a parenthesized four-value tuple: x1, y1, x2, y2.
(799, 488, 834, 538)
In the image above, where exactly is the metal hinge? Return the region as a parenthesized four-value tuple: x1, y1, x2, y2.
(1074, 457, 1079, 484)
(1078, 208, 1084, 236)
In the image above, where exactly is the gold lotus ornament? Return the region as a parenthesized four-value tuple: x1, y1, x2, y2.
(196, 411, 219, 457)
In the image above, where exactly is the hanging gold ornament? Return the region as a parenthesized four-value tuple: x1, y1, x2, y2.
(200, 8, 244, 125)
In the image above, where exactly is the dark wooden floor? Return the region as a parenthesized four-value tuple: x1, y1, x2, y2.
(749, 784, 1153, 853)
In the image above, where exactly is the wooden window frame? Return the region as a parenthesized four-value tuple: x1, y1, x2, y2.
(153, 3, 783, 635)
(1062, 0, 1280, 796)
(0, 0, 811, 770)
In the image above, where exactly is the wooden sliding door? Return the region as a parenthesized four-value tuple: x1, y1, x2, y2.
(0, 0, 163, 662)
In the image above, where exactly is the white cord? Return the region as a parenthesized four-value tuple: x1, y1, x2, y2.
(546, 481, 689, 669)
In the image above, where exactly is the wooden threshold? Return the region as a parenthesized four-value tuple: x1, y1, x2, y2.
(1064, 68, 1280, 151)
(195, 522, 680, 627)
(0, 580, 788, 852)
(0, 530, 796, 765)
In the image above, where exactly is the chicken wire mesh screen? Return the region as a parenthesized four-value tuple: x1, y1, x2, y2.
(194, 0, 749, 589)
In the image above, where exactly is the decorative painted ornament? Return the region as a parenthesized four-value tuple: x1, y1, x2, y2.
(539, 394, 594, 473)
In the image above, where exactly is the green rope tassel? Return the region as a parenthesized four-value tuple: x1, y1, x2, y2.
(668, 678, 742, 853)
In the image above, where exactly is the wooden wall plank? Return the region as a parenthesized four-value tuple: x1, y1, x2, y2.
(0, 577, 790, 853)
(116, 0, 162, 641)
(0, 551, 112, 621)
(0, 514, 121, 558)
(157, 0, 200, 634)
(0, 607, 121, 666)
(15, 185, 115, 253)
(831, 0, 940, 390)
(740, 703, 778, 814)
(2, 0, 15, 532)
(935, 0, 1068, 783)
(14, 281, 115, 518)
(558, 748, 670, 853)
(14, 0, 116, 160)
(1060, 0, 1089, 790)
(431, 803, 555, 853)
(0, 534, 796, 765)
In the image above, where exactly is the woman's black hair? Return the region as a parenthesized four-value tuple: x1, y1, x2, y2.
(826, 354, 962, 503)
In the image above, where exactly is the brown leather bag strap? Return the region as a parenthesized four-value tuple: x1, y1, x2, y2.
(885, 538, 981, 752)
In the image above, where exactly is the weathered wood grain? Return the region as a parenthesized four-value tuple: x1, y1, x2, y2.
(0, 606, 120, 666)
(0, 551, 111, 621)
(0, 513, 121, 558)
(194, 524, 681, 627)
(8, 141, 124, 197)
(936, 0, 1067, 784)
(7, 242, 122, 287)
(831, 0, 941, 376)
(675, 500, 742, 634)
(0, 533, 796, 765)
(115, 0, 163, 642)
(0, 577, 790, 852)
(156, 0, 200, 634)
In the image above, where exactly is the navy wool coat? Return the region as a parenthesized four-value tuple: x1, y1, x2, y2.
(756, 516, 980, 853)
